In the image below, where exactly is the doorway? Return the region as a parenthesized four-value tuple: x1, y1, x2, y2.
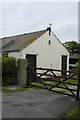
(61, 55, 67, 76)
(26, 54, 37, 84)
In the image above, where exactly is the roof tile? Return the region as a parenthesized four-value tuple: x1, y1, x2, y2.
(2, 29, 47, 53)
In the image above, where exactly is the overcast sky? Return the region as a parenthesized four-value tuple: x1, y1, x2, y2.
(1, 2, 78, 43)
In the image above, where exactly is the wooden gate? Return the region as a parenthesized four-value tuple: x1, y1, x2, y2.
(26, 66, 80, 100)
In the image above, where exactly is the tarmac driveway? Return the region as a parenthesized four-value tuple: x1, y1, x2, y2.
(2, 88, 79, 118)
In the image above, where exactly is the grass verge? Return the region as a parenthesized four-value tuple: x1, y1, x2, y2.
(2, 88, 27, 93)
(2, 85, 42, 93)
(68, 106, 80, 120)
(24, 84, 43, 90)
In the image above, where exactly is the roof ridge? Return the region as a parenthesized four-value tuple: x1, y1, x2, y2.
(2, 29, 47, 39)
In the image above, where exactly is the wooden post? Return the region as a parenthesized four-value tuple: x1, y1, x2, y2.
(76, 60, 80, 100)
(26, 66, 31, 85)
(26, 66, 29, 85)
(76, 77, 80, 100)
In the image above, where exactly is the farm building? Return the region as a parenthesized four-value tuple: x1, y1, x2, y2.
(0, 27, 69, 75)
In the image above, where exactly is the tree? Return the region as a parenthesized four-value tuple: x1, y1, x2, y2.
(63, 41, 80, 54)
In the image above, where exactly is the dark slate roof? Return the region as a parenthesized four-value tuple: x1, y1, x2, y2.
(1, 29, 47, 53)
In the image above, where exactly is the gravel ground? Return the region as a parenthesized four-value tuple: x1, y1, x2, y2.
(2, 88, 79, 119)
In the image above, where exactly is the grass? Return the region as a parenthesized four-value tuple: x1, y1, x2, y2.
(2, 76, 78, 93)
(0, 88, 2, 92)
(30, 77, 78, 89)
(2, 71, 78, 93)
(2, 88, 27, 93)
(28, 75, 78, 95)
(31, 81, 65, 89)
(68, 106, 80, 120)
(2, 85, 42, 93)
(24, 84, 43, 90)
(30, 82, 66, 93)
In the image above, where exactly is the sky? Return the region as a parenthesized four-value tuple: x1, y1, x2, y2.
(1, 1, 78, 43)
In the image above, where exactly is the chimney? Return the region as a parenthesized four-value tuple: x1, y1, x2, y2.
(47, 27, 51, 36)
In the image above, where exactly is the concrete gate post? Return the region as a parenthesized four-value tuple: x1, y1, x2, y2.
(17, 59, 28, 87)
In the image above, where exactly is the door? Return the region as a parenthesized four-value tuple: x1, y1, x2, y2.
(62, 55, 67, 76)
(26, 54, 36, 84)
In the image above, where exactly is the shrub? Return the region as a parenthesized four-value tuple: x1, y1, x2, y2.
(2, 57, 17, 86)
(78, 59, 80, 78)
(76, 59, 80, 79)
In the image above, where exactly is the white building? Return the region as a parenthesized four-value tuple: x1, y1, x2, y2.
(1, 27, 69, 75)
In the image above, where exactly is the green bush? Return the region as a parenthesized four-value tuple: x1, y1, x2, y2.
(77, 59, 80, 79)
(68, 106, 80, 120)
(75, 59, 80, 80)
(2, 57, 17, 86)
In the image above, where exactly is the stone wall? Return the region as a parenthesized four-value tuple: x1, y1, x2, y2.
(17, 59, 28, 86)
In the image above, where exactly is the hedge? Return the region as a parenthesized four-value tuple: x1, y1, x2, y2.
(76, 59, 80, 79)
(78, 59, 80, 78)
(2, 57, 17, 86)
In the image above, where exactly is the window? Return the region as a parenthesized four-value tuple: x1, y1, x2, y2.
(48, 40, 51, 45)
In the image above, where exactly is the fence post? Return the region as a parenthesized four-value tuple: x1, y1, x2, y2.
(26, 65, 31, 86)
(76, 60, 80, 100)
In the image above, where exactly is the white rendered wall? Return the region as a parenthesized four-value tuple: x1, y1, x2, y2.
(0, 53, 1, 57)
(21, 31, 69, 74)
(7, 31, 69, 75)
(9, 51, 23, 59)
